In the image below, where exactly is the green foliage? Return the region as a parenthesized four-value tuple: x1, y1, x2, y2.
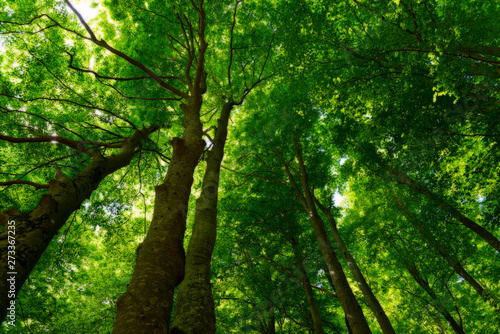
(1, 0, 499, 332)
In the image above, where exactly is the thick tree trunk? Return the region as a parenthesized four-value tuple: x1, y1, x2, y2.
(394, 196, 498, 309)
(113, 99, 206, 333)
(407, 265, 465, 334)
(287, 141, 372, 334)
(315, 198, 396, 334)
(113, 3, 208, 330)
(291, 237, 325, 334)
(384, 166, 500, 252)
(0, 126, 156, 322)
(170, 102, 233, 334)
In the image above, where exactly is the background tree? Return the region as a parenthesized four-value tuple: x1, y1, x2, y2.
(1, 0, 499, 333)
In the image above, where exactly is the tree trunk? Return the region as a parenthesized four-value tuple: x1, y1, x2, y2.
(383, 166, 500, 252)
(170, 102, 233, 334)
(113, 98, 206, 333)
(291, 237, 325, 334)
(113, 3, 208, 330)
(407, 265, 465, 334)
(286, 141, 372, 334)
(315, 197, 396, 334)
(394, 196, 498, 310)
(259, 313, 276, 334)
(0, 126, 156, 322)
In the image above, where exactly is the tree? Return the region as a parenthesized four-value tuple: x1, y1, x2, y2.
(1, 0, 499, 333)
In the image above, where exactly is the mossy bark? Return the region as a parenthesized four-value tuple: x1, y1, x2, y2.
(113, 100, 206, 334)
(170, 102, 233, 334)
(0, 127, 155, 322)
(112, 3, 209, 330)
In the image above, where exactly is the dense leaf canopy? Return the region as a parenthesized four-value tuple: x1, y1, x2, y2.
(0, 0, 499, 333)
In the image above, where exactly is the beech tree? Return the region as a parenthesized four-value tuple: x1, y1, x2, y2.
(1, 0, 499, 333)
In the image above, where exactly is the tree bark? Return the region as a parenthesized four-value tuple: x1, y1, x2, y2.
(291, 237, 325, 334)
(314, 197, 396, 334)
(0, 126, 157, 322)
(112, 2, 209, 331)
(170, 102, 234, 334)
(383, 166, 500, 252)
(113, 101, 206, 333)
(285, 141, 372, 334)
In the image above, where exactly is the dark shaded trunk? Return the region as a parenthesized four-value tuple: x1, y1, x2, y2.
(285, 141, 372, 334)
(259, 313, 275, 334)
(407, 265, 465, 334)
(315, 197, 396, 334)
(291, 237, 325, 334)
(394, 196, 498, 310)
(170, 102, 233, 334)
(384, 166, 500, 252)
(0, 126, 156, 322)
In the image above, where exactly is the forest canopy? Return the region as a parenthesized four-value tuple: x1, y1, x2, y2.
(0, 0, 499, 333)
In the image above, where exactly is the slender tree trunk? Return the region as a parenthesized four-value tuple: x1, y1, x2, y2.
(407, 265, 465, 334)
(285, 141, 372, 334)
(383, 166, 500, 252)
(170, 102, 234, 334)
(394, 196, 498, 310)
(314, 197, 396, 334)
(431, 315, 447, 334)
(0, 126, 156, 322)
(291, 237, 325, 334)
(242, 250, 276, 334)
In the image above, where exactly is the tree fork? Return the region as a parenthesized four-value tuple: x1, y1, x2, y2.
(0, 126, 157, 322)
(170, 101, 234, 334)
(112, 107, 206, 333)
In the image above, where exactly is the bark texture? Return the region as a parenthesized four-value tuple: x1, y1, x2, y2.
(315, 197, 396, 334)
(113, 103, 206, 333)
(284, 141, 372, 334)
(0, 126, 156, 322)
(170, 102, 233, 334)
(112, 2, 208, 331)
(384, 166, 500, 252)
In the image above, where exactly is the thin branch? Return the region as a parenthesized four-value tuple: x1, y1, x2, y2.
(65, 51, 184, 82)
(0, 134, 120, 153)
(259, 255, 337, 298)
(0, 180, 49, 190)
(228, 1, 240, 86)
(63, 1, 189, 99)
